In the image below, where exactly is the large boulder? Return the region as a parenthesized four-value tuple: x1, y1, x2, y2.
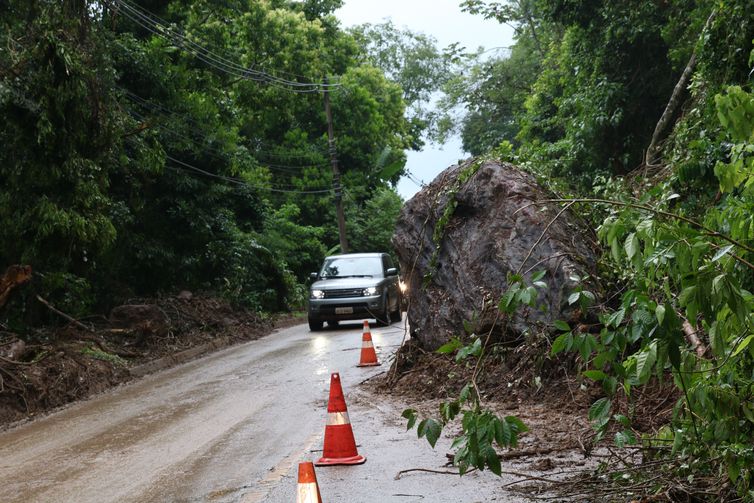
(393, 159, 600, 350)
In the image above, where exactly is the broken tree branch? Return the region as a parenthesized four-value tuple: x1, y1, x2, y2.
(35, 295, 93, 332)
(682, 319, 707, 358)
(645, 10, 716, 166)
(395, 467, 478, 480)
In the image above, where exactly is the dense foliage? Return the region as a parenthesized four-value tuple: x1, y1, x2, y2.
(414, 0, 754, 496)
(4, 0, 754, 495)
(0, 0, 412, 320)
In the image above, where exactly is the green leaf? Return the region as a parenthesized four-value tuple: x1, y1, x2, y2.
(402, 408, 418, 431)
(743, 404, 754, 424)
(728, 462, 740, 484)
(615, 430, 636, 448)
(568, 292, 580, 305)
(436, 337, 462, 354)
(635, 342, 657, 382)
(440, 401, 460, 422)
(498, 289, 516, 313)
(606, 308, 626, 328)
(732, 334, 754, 357)
(588, 398, 612, 422)
(611, 237, 622, 262)
(711, 244, 734, 262)
(505, 415, 528, 432)
(553, 320, 571, 331)
(531, 270, 546, 282)
(668, 340, 681, 370)
(378, 159, 404, 180)
(469, 338, 483, 356)
(603, 376, 618, 397)
(655, 304, 666, 326)
(417, 418, 442, 448)
(624, 233, 639, 260)
(456, 338, 483, 361)
(485, 445, 501, 475)
(613, 414, 630, 427)
(583, 369, 607, 381)
(679, 286, 697, 306)
(550, 332, 573, 355)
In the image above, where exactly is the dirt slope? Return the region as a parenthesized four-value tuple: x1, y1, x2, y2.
(0, 295, 299, 428)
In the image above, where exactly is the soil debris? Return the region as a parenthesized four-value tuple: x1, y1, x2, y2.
(373, 337, 690, 501)
(0, 295, 297, 429)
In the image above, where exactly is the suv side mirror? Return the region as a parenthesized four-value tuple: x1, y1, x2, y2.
(386, 267, 398, 277)
(310, 272, 318, 281)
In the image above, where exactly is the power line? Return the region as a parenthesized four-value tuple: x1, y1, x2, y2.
(164, 154, 333, 194)
(122, 89, 327, 161)
(108, 0, 340, 94)
(125, 106, 327, 175)
(121, 112, 333, 194)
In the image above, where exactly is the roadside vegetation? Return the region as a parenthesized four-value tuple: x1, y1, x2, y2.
(2, 0, 754, 499)
(398, 0, 754, 499)
(0, 0, 423, 324)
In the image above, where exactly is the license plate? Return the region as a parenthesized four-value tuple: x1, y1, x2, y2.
(335, 307, 353, 314)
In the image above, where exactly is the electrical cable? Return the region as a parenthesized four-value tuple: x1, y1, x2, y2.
(126, 106, 327, 175)
(116, 0, 340, 86)
(109, 0, 340, 93)
(121, 113, 333, 194)
(122, 88, 328, 160)
(164, 154, 334, 194)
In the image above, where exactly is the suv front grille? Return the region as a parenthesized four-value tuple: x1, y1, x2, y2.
(324, 288, 363, 298)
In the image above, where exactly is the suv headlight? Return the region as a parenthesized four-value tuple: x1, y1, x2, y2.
(362, 286, 379, 296)
(310, 289, 325, 299)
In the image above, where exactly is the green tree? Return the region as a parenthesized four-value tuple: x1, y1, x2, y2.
(0, 0, 124, 314)
(347, 187, 403, 255)
(350, 21, 466, 147)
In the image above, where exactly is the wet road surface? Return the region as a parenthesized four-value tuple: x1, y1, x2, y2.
(0, 320, 521, 502)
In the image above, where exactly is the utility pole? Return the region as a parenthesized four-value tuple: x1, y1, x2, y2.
(323, 77, 349, 254)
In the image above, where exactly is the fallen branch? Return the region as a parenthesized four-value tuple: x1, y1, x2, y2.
(395, 467, 478, 480)
(0, 354, 39, 366)
(359, 370, 386, 385)
(35, 295, 93, 332)
(518, 198, 754, 261)
(682, 319, 707, 358)
(645, 10, 715, 166)
(445, 445, 578, 462)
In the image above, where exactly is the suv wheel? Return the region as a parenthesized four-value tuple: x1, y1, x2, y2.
(377, 297, 392, 327)
(390, 293, 402, 321)
(308, 318, 323, 331)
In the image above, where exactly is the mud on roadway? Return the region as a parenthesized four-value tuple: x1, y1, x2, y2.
(1, 302, 679, 501)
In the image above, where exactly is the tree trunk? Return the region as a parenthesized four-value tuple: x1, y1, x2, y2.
(645, 11, 715, 166)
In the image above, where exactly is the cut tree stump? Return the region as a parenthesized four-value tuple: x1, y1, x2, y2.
(0, 265, 32, 309)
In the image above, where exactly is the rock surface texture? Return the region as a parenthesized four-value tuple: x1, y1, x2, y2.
(393, 159, 599, 350)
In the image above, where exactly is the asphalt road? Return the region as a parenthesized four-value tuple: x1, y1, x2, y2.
(0, 319, 518, 502)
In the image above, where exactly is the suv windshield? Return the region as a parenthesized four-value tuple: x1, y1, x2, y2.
(319, 256, 383, 278)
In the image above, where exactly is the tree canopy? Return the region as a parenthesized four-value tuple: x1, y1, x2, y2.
(0, 0, 414, 317)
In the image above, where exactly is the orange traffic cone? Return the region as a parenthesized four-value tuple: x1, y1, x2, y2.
(296, 462, 323, 503)
(315, 372, 366, 466)
(357, 320, 380, 367)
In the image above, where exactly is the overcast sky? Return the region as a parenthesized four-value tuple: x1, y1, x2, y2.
(335, 0, 514, 199)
